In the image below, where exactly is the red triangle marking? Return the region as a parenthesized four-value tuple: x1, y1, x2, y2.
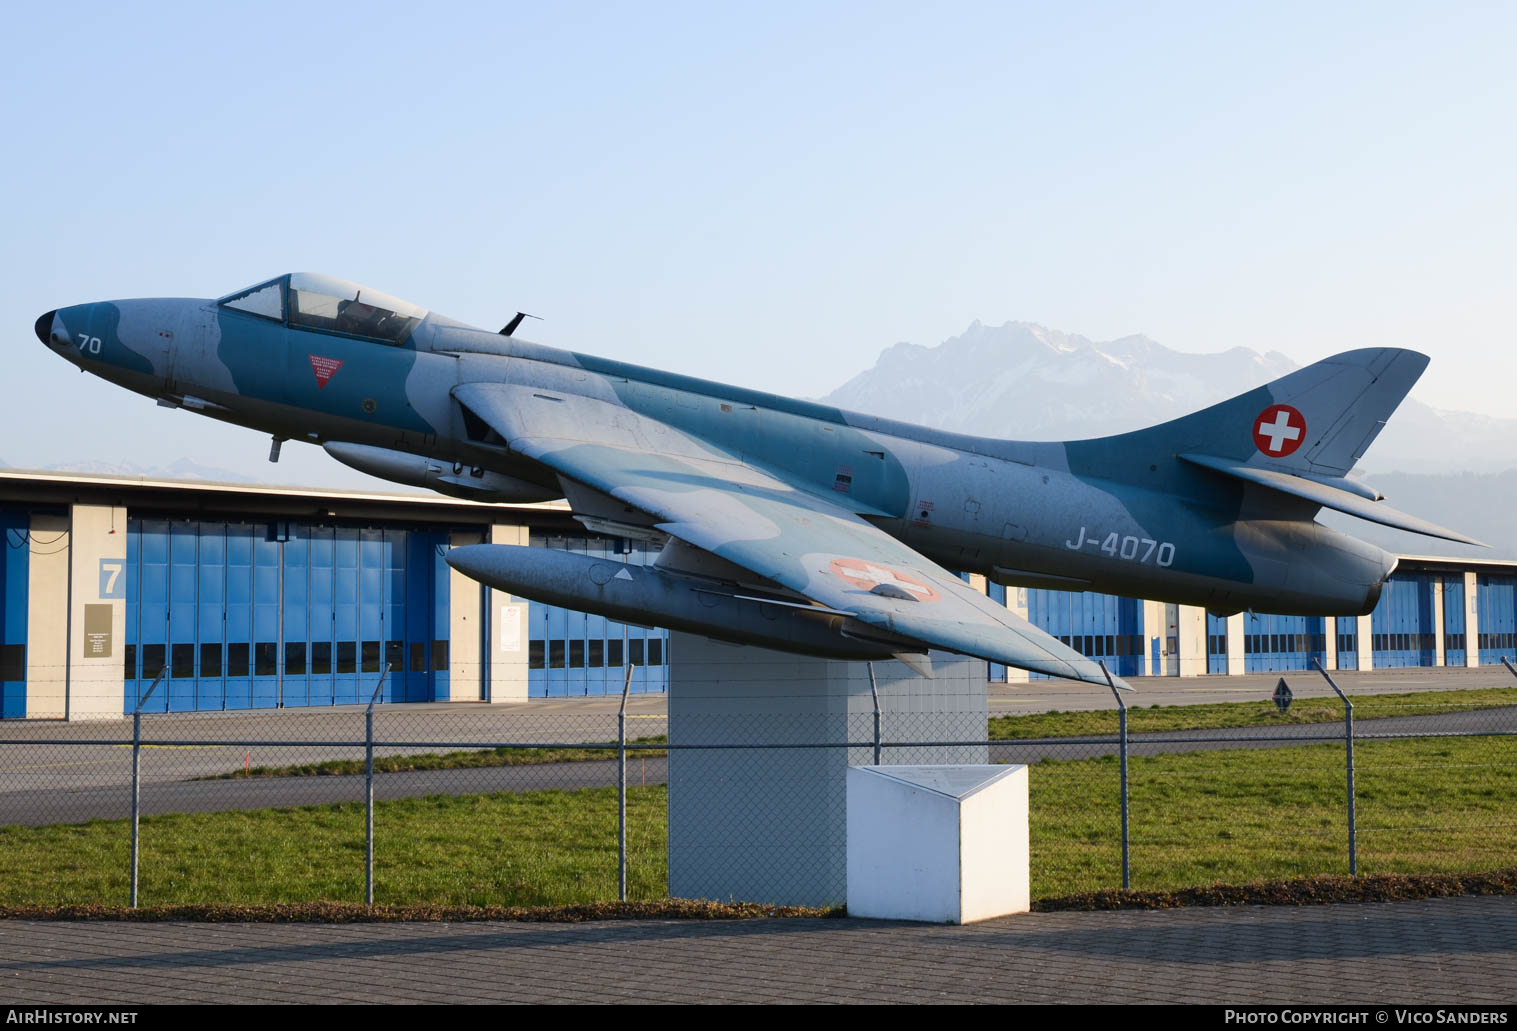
(309, 354, 344, 388)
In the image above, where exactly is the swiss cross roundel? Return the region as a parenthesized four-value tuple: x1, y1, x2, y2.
(1252, 404, 1307, 458)
(828, 558, 941, 603)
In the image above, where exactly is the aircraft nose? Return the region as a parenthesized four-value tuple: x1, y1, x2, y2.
(35, 310, 56, 345)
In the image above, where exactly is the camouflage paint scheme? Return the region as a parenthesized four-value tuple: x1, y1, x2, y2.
(34, 274, 1478, 688)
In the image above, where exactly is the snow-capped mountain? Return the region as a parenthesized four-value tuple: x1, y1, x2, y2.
(821, 321, 1517, 475)
(822, 321, 1296, 441)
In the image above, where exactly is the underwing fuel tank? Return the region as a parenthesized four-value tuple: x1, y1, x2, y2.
(445, 544, 910, 661)
(323, 442, 559, 503)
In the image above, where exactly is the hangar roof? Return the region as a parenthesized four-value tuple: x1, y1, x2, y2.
(0, 469, 576, 532)
(1394, 554, 1517, 573)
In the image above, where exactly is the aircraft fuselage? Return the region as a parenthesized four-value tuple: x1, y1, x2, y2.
(35, 285, 1397, 621)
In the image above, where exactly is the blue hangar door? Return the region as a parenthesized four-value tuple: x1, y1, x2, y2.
(1024, 588, 1143, 679)
(1442, 576, 1467, 667)
(1206, 612, 1229, 674)
(1371, 573, 1435, 669)
(1477, 574, 1517, 666)
(1335, 616, 1359, 671)
(1242, 613, 1326, 673)
(124, 519, 450, 712)
(0, 511, 29, 718)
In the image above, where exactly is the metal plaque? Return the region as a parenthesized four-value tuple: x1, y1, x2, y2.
(499, 604, 524, 653)
(83, 604, 113, 659)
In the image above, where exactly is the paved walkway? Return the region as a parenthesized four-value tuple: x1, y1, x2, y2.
(2, 896, 1513, 1004)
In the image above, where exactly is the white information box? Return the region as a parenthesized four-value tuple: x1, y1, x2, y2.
(847, 764, 1029, 924)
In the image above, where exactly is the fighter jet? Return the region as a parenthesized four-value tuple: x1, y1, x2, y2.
(33, 273, 1479, 689)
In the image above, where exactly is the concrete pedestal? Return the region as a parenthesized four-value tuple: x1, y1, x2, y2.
(666, 632, 988, 907)
(847, 764, 1030, 924)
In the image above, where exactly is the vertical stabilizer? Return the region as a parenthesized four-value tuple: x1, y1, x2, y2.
(1077, 348, 1429, 478)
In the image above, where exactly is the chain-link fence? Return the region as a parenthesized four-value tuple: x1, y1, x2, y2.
(0, 662, 1513, 908)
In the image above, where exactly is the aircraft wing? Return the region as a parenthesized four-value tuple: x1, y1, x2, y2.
(453, 382, 1129, 689)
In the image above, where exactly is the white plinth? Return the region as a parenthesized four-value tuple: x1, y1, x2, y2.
(847, 764, 1029, 924)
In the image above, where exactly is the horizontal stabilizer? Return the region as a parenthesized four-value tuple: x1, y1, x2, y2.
(1179, 452, 1485, 547)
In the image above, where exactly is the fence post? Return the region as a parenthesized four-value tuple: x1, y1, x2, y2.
(618, 663, 635, 902)
(1312, 658, 1356, 876)
(1100, 660, 1129, 891)
(129, 666, 167, 908)
(365, 663, 390, 907)
(867, 662, 881, 765)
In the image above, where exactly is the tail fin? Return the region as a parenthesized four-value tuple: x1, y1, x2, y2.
(1083, 348, 1429, 478)
(1066, 347, 1482, 545)
(1232, 348, 1427, 476)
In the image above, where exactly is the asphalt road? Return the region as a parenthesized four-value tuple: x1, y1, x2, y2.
(1, 703, 1508, 826)
(0, 704, 669, 790)
(0, 757, 671, 826)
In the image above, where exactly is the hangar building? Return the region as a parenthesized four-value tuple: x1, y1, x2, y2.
(0, 470, 1511, 719)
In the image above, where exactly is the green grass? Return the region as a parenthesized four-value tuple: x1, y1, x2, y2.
(989, 687, 1517, 740)
(0, 787, 668, 908)
(1029, 735, 1517, 895)
(203, 736, 668, 779)
(2, 735, 1511, 907)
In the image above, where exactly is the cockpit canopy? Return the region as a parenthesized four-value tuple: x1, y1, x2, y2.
(217, 273, 428, 345)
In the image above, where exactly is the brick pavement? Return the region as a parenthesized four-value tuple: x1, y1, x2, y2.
(1, 896, 1513, 1005)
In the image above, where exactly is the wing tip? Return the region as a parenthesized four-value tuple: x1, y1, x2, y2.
(1447, 531, 1489, 549)
(1087, 660, 1135, 693)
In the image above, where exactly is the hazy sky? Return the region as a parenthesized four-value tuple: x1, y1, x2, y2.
(3, 2, 1513, 481)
